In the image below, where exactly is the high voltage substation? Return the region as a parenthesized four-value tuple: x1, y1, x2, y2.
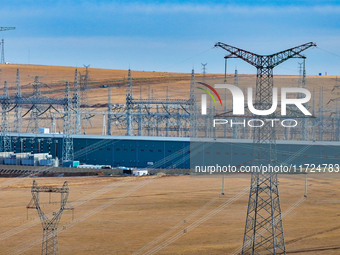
(0, 37, 339, 255)
(0, 57, 339, 167)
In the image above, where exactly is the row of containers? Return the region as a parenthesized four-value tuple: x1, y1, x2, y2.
(0, 152, 58, 166)
(0, 152, 150, 176)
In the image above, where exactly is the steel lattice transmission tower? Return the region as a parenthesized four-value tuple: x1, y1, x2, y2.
(73, 69, 81, 134)
(1, 81, 11, 152)
(189, 69, 197, 137)
(14, 69, 22, 133)
(215, 42, 316, 254)
(107, 86, 112, 135)
(201, 63, 207, 82)
(62, 81, 74, 163)
(1, 39, 4, 64)
(126, 69, 133, 136)
(0, 27, 15, 64)
(31, 180, 69, 255)
(80, 65, 91, 131)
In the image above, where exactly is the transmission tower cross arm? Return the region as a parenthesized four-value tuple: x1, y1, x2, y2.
(270, 42, 316, 67)
(0, 27, 16, 31)
(215, 42, 261, 67)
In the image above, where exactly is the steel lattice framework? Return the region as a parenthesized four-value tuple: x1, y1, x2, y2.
(0, 26, 15, 64)
(73, 69, 81, 134)
(104, 69, 193, 137)
(0, 81, 11, 152)
(0, 69, 76, 164)
(31, 180, 69, 255)
(14, 69, 22, 133)
(62, 81, 74, 162)
(215, 42, 316, 255)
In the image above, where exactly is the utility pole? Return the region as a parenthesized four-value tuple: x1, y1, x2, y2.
(304, 173, 307, 198)
(215, 42, 316, 255)
(221, 174, 225, 195)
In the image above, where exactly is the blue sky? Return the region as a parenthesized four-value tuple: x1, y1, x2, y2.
(1, 0, 340, 75)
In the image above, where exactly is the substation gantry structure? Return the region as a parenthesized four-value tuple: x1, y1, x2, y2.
(1, 53, 338, 171)
(31, 180, 69, 255)
(0, 69, 82, 164)
(215, 42, 316, 254)
(1, 64, 338, 157)
(108, 61, 338, 141)
(106, 69, 194, 137)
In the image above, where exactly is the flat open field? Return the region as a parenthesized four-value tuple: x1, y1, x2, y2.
(0, 174, 340, 254)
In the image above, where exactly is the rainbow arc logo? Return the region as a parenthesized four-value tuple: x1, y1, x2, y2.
(197, 82, 223, 115)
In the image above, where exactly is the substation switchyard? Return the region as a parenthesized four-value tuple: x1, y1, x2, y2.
(0, 40, 339, 255)
(0, 44, 338, 171)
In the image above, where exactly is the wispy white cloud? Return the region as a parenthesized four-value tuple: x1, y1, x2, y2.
(80, 2, 340, 15)
(2, 2, 340, 18)
(2, 2, 340, 74)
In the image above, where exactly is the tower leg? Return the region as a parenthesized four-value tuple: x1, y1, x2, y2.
(42, 228, 59, 255)
(242, 67, 286, 254)
(242, 173, 285, 254)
